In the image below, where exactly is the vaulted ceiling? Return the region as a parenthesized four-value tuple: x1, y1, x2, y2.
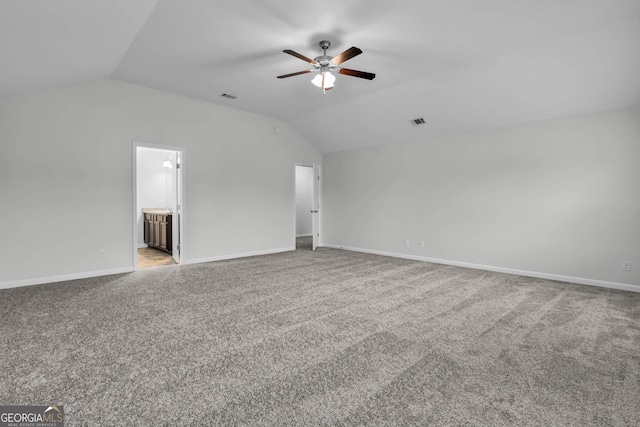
(2, 0, 639, 152)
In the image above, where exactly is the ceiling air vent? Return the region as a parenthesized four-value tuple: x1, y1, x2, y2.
(410, 117, 426, 126)
(221, 93, 237, 100)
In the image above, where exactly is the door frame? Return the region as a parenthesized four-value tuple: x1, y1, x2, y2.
(132, 141, 186, 270)
(293, 162, 321, 250)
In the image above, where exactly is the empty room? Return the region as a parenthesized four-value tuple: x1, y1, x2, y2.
(1, 1, 639, 425)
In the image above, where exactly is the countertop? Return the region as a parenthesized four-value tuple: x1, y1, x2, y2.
(142, 208, 173, 215)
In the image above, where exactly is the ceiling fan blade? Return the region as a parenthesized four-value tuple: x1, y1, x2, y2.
(338, 68, 376, 80)
(331, 47, 362, 64)
(277, 70, 312, 79)
(283, 49, 317, 64)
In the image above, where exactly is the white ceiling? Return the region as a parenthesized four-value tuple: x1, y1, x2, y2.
(2, 0, 639, 153)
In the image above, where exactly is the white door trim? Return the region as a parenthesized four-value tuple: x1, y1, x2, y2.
(293, 162, 321, 250)
(132, 141, 186, 270)
(312, 164, 320, 251)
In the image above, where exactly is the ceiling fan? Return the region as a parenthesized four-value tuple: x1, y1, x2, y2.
(277, 40, 376, 94)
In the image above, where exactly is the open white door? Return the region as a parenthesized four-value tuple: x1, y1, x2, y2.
(312, 164, 320, 251)
(172, 151, 181, 264)
(133, 141, 185, 271)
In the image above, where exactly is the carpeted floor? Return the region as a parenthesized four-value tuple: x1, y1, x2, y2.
(296, 235, 313, 251)
(1, 247, 639, 426)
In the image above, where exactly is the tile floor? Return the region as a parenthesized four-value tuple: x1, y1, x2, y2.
(137, 247, 176, 269)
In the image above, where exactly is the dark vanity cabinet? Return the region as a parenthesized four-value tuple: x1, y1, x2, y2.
(144, 212, 172, 254)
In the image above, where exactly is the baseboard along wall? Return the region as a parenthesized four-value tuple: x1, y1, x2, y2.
(0, 247, 295, 290)
(322, 243, 640, 294)
(3, 244, 636, 293)
(185, 247, 294, 266)
(0, 267, 135, 290)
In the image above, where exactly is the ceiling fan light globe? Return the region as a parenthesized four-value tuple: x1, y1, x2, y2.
(324, 71, 336, 87)
(310, 74, 322, 87)
(311, 71, 335, 89)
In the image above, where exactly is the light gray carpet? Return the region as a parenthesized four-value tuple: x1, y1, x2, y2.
(296, 235, 313, 251)
(1, 247, 639, 426)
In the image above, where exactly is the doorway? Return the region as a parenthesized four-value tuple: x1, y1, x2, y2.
(295, 164, 319, 251)
(133, 142, 184, 269)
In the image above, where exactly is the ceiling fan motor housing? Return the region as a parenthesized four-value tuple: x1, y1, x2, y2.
(315, 41, 336, 71)
(314, 56, 338, 73)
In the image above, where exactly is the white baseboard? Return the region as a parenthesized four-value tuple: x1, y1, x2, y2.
(322, 243, 640, 293)
(137, 243, 147, 249)
(0, 247, 294, 290)
(185, 247, 294, 265)
(296, 234, 312, 238)
(0, 267, 135, 290)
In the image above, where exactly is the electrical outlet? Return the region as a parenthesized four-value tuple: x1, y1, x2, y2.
(404, 239, 410, 247)
(419, 240, 425, 248)
(622, 261, 631, 271)
(99, 250, 106, 259)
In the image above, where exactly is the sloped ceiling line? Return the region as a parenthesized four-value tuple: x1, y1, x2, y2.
(2, 0, 639, 153)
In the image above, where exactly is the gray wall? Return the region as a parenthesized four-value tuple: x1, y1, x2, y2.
(323, 107, 640, 289)
(0, 79, 321, 287)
